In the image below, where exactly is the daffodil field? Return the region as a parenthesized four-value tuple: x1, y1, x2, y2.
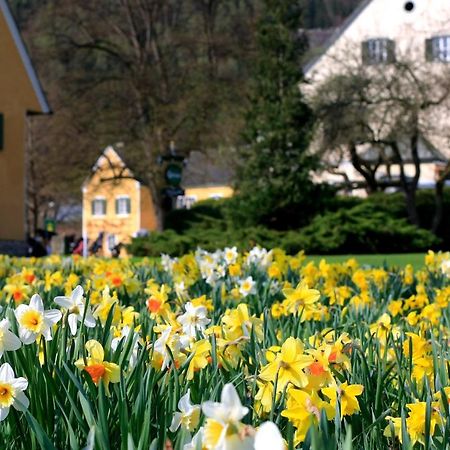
(0, 249, 450, 449)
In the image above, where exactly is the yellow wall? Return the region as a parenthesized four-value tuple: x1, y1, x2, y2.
(183, 185, 234, 203)
(0, 9, 44, 240)
(83, 148, 158, 256)
(140, 185, 158, 231)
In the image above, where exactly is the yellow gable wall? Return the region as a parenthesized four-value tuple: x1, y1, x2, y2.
(0, 9, 44, 240)
(83, 148, 158, 256)
(184, 185, 234, 202)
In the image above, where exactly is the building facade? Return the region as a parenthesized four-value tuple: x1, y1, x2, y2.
(304, 0, 450, 194)
(82, 146, 158, 256)
(0, 0, 50, 248)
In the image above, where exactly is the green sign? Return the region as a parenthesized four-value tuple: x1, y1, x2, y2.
(44, 219, 56, 233)
(165, 163, 182, 187)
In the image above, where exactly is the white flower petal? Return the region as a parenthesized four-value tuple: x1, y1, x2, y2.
(14, 305, 28, 321)
(19, 329, 36, 345)
(0, 406, 10, 421)
(255, 422, 284, 450)
(44, 309, 62, 325)
(54, 296, 73, 309)
(221, 384, 248, 421)
(0, 363, 15, 382)
(13, 391, 29, 412)
(29, 294, 44, 313)
(0, 318, 10, 330)
(2, 330, 22, 352)
(42, 328, 53, 342)
(68, 314, 78, 335)
(83, 311, 96, 328)
(71, 285, 84, 303)
(178, 390, 192, 412)
(11, 377, 28, 392)
(169, 412, 182, 432)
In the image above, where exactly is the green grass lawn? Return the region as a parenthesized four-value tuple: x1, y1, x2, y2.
(306, 253, 424, 268)
(131, 253, 426, 268)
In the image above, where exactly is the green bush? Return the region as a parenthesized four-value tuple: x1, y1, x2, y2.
(127, 226, 284, 257)
(128, 230, 193, 257)
(129, 189, 448, 256)
(293, 203, 440, 254)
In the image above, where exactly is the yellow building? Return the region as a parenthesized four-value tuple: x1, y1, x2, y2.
(0, 0, 50, 247)
(82, 146, 158, 256)
(176, 185, 234, 209)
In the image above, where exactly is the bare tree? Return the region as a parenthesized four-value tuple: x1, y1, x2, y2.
(310, 55, 450, 229)
(26, 0, 259, 230)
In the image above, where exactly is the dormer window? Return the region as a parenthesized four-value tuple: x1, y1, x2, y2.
(426, 36, 450, 62)
(362, 39, 396, 65)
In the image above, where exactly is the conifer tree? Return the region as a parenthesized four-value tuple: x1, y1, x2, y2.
(235, 0, 319, 229)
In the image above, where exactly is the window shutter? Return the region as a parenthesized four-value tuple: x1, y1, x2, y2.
(126, 198, 131, 214)
(361, 41, 370, 64)
(115, 198, 119, 214)
(102, 199, 107, 215)
(425, 38, 434, 61)
(91, 200, 95, 215)
(0, 114, 3, 150)
(387, 40, 396, 63)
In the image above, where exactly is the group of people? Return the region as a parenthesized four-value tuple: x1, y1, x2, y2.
(68, 233, 123, 258)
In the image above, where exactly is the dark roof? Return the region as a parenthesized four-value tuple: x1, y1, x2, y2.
(359, 136, 447, 164)
(84, 146, 234, 189)
(304, 0, 372, 74)
(305, 28, 337, 50)
(182, 151, 234, 187)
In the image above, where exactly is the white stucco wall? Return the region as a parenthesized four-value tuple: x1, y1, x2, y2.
(305, 0, 450, 190)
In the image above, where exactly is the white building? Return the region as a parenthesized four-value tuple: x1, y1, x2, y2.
(304, 0, 450, 195)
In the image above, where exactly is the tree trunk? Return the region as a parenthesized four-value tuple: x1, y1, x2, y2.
(404, 188, 420, 226)
(391, 138, 420, 226)
(432, 163, 450, 233)
(348, 143, 379, 193)
(432, 178, 444, 234)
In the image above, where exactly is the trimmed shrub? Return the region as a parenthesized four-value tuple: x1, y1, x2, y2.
(129, 189, 448, 256)
(294, 203, 440, 254)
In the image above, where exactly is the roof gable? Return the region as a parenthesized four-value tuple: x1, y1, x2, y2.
(304, 0, 372, 74)
(304, 0, 450, 77)
(0, 0, 50, 113)
(83, 145, 139, 188)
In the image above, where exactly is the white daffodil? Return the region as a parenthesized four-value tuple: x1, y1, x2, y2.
(202, 383, 254, 450)
(183, 427, 205, 450)
(169, 389, 201, 432)
(154, 326, 175, 370)
(238, 276, 256, 297)
(246, 247, 273, 268)
(0, 362, 29, 421)
(54, 285, 96, 335)
(202, 383, 249, 424)
(178, 303, 211, 338)
(15, 294, 62, 344)
(0, 319, 21, 358)
(254, 422, 285, 450)
(111, 326, 139, 368)
(441, 259, 450, 277)
(224, 247, 238, 265)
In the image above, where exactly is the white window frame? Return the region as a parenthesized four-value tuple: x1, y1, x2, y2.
(431, 36, 450, 62)
(91, 196, 107, 217)
(115, 195, 131, 217)
(366, 39, 389, 64)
